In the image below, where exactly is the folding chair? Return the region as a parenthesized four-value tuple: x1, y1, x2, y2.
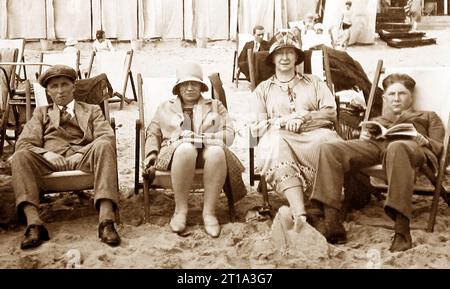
(89, 50, 137, 110)
(36, 50, 83, 80)
(232, 33, 255, 87)
(29, 76, 119, 221)
(0, 50, 20, 155)
(134, 73, 236, 223)
(0, 39, 26, 84)
(360, 67, 450, 232)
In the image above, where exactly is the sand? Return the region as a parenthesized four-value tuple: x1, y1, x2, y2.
(1, 29, 450, 269)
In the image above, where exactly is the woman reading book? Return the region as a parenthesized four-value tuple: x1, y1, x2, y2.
(309, 73, 445, 252)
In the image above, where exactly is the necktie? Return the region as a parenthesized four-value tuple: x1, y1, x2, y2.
(61, 106, 72, 123)
(254, 42, 260, 52)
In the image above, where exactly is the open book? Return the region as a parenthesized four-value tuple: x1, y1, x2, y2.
(360, 121, 418, 139)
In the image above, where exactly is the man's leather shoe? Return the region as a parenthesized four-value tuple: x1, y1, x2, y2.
(324, 206, 347, 244)
(20, 224, 50, 250)
(98, 220, 121, 246)
(389, 232, 412, 252)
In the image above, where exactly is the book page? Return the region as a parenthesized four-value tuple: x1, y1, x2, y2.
(385, 123, 417, 137)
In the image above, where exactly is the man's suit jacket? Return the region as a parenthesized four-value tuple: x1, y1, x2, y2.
(16, 101, 115, 157)
(374, 110, 444, 172)
(238, 40, 270, 66)
(145, 96, 235, 157)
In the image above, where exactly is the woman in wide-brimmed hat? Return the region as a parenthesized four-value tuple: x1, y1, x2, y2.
(251, 31, 341, 232)
(143, 62, 244, 238)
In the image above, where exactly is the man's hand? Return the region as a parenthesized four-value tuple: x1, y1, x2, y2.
(359, 127, 378, 141)
(66, 153, 84, 170)
(414, 133, 430, 147)
(143, 153, 157, 170)
(285, 118, 304, 133)
(43, 151, 67, 171)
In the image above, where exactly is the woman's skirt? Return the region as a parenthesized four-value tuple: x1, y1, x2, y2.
(256, 127, 340, 195)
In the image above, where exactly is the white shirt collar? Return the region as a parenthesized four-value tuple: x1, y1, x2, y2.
(58, 100, 75, 118)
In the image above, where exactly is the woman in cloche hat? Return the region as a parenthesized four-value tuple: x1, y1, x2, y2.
(251, 31, 341, 235)
(143, 62, 244, 238)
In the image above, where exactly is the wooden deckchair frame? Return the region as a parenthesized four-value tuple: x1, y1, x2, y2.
(88, 50, 137, 110)
(232, 33, 254, 87)
(0, 39, 26, 86)
(134, 73, 236, 223)
(37, 50, 82, 79)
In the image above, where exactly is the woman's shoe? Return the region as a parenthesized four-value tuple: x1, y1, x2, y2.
(203, 214, 221, 238)
(169, 213, 187, 233)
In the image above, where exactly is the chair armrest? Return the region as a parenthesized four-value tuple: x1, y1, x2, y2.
(248, 126, 259, 186)
(110, 117, 116, 133)
(135, 119, 142, 194)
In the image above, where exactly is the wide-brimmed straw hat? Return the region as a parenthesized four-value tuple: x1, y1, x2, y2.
(172, 62, 209, 95)
(266, 31, 305, 66)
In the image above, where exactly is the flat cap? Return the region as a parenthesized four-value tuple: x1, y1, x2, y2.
(38, 65, 77, 88)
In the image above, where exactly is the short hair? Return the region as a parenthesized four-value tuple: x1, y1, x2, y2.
(253, 25, 265, 35)
(382, 73, 416, 93)
(345, 1, 352, 6)
(96, 30, 105, 40)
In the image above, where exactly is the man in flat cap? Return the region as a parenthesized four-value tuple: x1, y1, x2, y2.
(12, 65, 121, 249)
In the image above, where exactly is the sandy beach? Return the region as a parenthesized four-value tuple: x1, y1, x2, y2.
(1, 28, 450, 269)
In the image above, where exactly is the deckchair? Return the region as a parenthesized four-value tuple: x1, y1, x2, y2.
(0, 39, 26, 84)
(134, 73, 236, 223)
(232, 33, 255, 87)
(0, 50, 20, 155)
(89, 50, 137, 110)
(360, 67, 450, 232)
(29, 76, 119, 221)
(36, 50, 82, 80)
(247, 47, 340, 213)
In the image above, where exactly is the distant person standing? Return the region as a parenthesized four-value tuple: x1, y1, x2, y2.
(93, 30, 115, 52)
(340, 1, 353, 50)
(405, 0, 422, 30)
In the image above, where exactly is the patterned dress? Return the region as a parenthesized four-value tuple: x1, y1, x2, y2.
(251, 74, 341, 195)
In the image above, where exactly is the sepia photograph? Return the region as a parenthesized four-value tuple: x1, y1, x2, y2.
(0, 0, 449, 271)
